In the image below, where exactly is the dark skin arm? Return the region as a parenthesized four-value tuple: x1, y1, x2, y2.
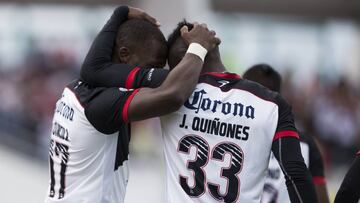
(80, 6, 167, 88)
(128, 23, 220, 122)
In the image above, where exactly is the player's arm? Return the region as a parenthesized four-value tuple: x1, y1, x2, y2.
(271, 95, 318, 203)
(334, 152, 360, 203)
(80, 5, 168, 88)
(127, 23, 220, 122)
(307, 136, 330, 203)
(85, 23, 220, 133)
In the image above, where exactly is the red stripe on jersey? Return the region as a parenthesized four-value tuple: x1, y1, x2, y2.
(203, 72, 241, 79)
(357, 151, 360, 155)
(313, 176, 326, 185)
(125, 67, 140, 89)
(122, 88, 141, 123)
(273, 130, 299, 141)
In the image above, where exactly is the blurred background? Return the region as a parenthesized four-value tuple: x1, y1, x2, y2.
(0, 0, 360, 202)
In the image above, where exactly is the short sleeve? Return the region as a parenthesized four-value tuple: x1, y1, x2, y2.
(85, 87, 140, 134)
(273, 94, 299, 141)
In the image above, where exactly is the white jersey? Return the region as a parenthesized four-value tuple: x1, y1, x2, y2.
(160, 72, 298, 203)
(45, 80, 136, 203)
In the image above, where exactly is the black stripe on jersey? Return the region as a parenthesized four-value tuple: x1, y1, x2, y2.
(199, 74, 278, 103)
(49, 156, 55, 198)
(67, 80, 130, 170)
(179, 135, 209, 161)
(115, 125, 130, 170)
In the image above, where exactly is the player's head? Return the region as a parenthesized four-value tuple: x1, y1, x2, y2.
(167, 20, 220, 69)
(243, 64, 282, 93)
(114, 19, 167, 68)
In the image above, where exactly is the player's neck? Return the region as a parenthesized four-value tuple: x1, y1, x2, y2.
(202, 58, 226, 74)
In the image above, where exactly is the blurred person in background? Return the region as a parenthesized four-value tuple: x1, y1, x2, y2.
(335, 150, 360, 203)
(243, 64, 330, 203)
(281, 72, 359, 166)
(45, 5, 219, 203)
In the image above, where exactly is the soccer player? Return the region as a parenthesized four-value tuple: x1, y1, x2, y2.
(243, 64, 330, 203)
(160, 21, 317, 203)
(79, 18, 318, 202)
(45, 6, 220, 203)
(334, 150, 360, 203)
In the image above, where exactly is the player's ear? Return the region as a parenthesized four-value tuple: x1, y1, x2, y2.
(118, 47, 131, 63)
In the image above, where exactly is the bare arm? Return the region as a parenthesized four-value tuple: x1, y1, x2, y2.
(84, 23, 220, 133)
(127, 23, 220, 122)
(128, 54, 202, 121)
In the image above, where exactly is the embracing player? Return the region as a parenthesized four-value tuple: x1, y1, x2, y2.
(243, 64, 330, 203)
(45, 6, 220, 203)
(157, 21, 318, 203)
(74, 11, 318, 203)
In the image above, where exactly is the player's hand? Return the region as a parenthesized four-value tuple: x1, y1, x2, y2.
(128, 6, 161, 27)
(181, 22, 221, 51)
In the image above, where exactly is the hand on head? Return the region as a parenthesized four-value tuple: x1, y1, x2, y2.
(128, 6, 161, 27)
(180, 22, 221, 51)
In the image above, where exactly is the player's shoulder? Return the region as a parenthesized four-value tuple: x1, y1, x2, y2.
(200, 72, 285, 105)
(66, 79, 118, 107)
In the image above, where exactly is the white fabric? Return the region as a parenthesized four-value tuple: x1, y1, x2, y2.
(161, 82, 280, 203)
(44, 88, 129, 203)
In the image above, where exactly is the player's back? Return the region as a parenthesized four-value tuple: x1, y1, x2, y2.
(161, 72, 286, 203)
(45, 80, 130, 203)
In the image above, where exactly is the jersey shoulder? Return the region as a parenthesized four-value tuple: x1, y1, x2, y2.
(66, 79, 107, 107)
(200, 72, 281, 104)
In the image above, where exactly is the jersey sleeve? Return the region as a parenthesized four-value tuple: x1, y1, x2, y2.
(130, 68, 168, 89)
(84, 87, 140, 134)
(273, 94, 300, 141)
(271, 94, 317, 202)
(80, 6, 169, 88)
(334, 153, 360, 203)
(307, 135, 327, 185)
(271, 136, 318, 203)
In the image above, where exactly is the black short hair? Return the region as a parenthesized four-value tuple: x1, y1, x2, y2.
(243, 64, 282, 92)
(167, 20, 194, 49)
(116, 19, 167, 51)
